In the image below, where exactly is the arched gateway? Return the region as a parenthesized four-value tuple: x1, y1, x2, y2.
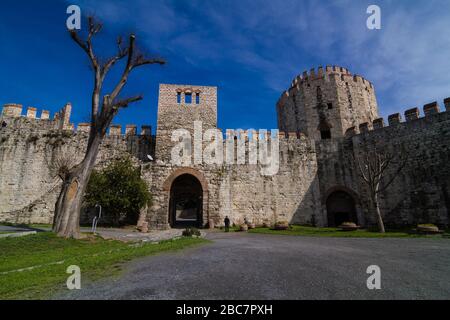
(169, 174, 203, 227)
(163, 168, 209, 228)
(326, 190, 358, 227)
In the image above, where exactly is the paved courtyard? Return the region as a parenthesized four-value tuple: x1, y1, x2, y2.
(58, 232, 450, 300)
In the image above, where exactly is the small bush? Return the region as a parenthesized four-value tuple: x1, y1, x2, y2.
(239, 224, 249, 232)
(182, 227, 201, 237)
(85, 157, 151, 227)
(418, 224, 437, 228)
(338, 222, 359, 231)
(274, 221, 289, 230)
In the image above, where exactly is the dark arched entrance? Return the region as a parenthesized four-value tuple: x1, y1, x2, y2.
(169, 174, 203, 228)
(326, 191, 358, 227)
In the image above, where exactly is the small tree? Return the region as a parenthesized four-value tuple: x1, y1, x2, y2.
(353, 145, 408, 233)
(84, 158, 151, 227)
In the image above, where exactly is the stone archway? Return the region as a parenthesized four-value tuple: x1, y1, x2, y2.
(324, 187, 359, 227)
(162, 168, 209, 228)
(168, 174, 203, 227)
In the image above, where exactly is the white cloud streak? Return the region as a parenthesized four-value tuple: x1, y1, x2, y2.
(70, 0, 450, 116)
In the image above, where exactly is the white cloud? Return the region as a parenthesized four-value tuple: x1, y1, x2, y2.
(68, 0, 450, 116)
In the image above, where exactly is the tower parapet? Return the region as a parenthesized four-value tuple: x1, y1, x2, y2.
(1, 103, 72, 130)
(2, 104, 23, 117)
(278, 66, 379, 142)
(154, 84, 218, 162)
(445, 98, 450, 111)
(352, 97, 449, 136)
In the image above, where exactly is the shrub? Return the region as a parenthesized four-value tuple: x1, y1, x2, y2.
(417, 224, 440, 234)
(84, 157, 151, 227)
(274, 221, 289, 230)
(182, 227, 201, 237)
(418, 224, 437, 227)
(239, 224, 249, 232)
(338, 222, 359, 231)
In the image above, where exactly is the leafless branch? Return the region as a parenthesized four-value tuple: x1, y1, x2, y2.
(68, 16, 165, 137)
(112, 95, 143, 110)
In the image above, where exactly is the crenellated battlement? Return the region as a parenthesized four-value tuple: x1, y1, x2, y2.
(1, 103, 73, 130)
(2, 79, 450, 230)
(221, 129, 309, 143)
(351, 97, 450, 136)
(278, 65, 379, 141)
(2, 103, 52, 120)
(1, 103, 152, 137)
(289, 65, 373, 90)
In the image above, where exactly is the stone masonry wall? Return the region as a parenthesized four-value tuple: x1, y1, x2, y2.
(143, 133, 322, 229)
(277, 66, 379, 140)
(351, 104, 450, 228)
(155, 84, 217, 162)
(0, 104, 154, 225)
(314, 100, 450, 228)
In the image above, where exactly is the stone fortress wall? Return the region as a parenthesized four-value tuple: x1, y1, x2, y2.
(144, 84, 322, 229)
(0, 66, 449, 229)
(0, 103, 154, 224)
(277, 66, 450, 228)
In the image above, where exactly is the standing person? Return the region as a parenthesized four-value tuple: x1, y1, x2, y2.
(224, 216, 230, 232)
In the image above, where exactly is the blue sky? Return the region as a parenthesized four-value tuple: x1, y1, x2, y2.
(1, 0, 449, 132)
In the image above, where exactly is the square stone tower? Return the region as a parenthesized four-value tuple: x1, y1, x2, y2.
(155, 84, 218, 162)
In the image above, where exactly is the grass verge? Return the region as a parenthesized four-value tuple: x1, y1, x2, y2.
(247, 225, 450, 238)
(0, 232, 209, 300)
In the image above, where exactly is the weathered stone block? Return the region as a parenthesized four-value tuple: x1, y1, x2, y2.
(109, 125, 122, 136)
(77, 123, 91, 133)
(2, 104, 22, 117)
(26, 107, 37, 119)
(372, 118, 385, 130)
(359, 122, 369, 133)
(423, 102, 439, 116)
(405, 107, 420, 121)
(126, 125, 137, 136)
(444, 97, 450, 112)
(388, 113, 401, 125)
(40, 110, 50, 120)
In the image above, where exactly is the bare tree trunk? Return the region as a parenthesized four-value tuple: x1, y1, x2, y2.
(372, 193, 385, 233)
(52, 17, 165, 238)
(53, 135, 102, 238)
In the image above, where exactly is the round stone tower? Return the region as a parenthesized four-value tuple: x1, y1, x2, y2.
(276, 66, 379, 141)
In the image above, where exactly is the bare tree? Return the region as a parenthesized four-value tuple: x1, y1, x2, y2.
(353, 146, 408, 233)
(53, 17, 165, 238)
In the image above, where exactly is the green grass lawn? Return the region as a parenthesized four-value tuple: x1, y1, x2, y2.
(0, 222, 53, 230)
(247, 225, 450, 238)
(0, 232, 209, 300)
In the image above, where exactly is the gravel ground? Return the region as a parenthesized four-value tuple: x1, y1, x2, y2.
(57, 231, 450, 300)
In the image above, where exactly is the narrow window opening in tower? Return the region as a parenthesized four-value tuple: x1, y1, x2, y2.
(185, 93, 192, 104)
(196, 93, 200, 104)
(327, 103, 333, 109)
(177, 92, 181, 104)
(318, 119, 332, 140)
(321, 129, 332, 140)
